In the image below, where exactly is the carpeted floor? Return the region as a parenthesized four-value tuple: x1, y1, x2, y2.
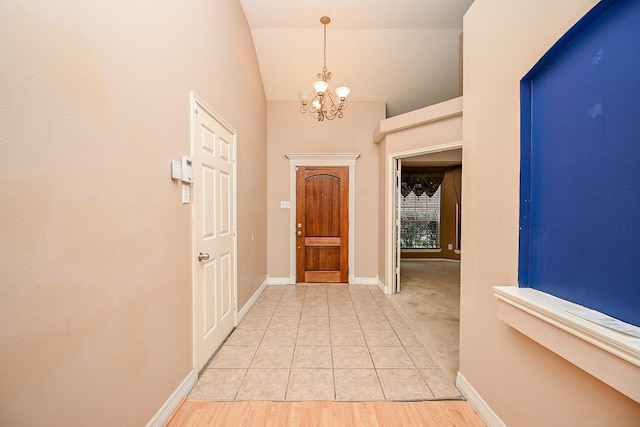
(389, 259, 461, 382)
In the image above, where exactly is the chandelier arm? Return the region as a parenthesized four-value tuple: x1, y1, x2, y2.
(310, 92, 323, 120)
(325, 91, 338, 116)
(323, 90, 345, 120)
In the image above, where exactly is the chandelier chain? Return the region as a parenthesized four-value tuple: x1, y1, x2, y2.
(323, 22, 327, 71)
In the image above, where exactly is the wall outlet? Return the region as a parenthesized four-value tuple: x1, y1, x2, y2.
(448, 244, 453, 250)
(280, 201, 291, 209)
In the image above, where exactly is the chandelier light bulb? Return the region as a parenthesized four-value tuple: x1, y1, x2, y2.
(335, 86, 351, 99)
(298, 91, 311, 103)
(312, 80, 329, 94)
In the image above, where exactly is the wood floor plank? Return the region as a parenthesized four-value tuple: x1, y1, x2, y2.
(164, 400, 485, 426)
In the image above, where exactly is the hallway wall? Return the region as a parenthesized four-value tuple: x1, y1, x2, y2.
(266, 100, 385, 282)
(0, 0, 267, 425)
(461, 0, 640, 425)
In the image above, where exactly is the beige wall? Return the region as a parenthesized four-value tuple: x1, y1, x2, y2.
(266, 101, 385, 282)
(461, 0, 640, 425)
(0, 0, 267, 425)
(375, 99, 463, 287)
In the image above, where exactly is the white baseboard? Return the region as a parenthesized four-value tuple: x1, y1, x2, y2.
(351, 276, 379, 285)
(456, 372, 506, 427)
(146, 369, 196, 427)
(267, 276, 293, 285)
(236, 277, 269, 324)
(374, 277, 391, 295)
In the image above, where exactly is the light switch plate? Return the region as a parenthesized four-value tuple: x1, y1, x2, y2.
(182, 184, 190, 204)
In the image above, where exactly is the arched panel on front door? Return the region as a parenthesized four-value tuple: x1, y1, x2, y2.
(296, 167, 348, 283)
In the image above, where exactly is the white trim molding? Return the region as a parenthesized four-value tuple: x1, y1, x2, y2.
(456, 372, 506, 427)
(146, 370, 196, 427)
(267, 277, 294, 285)
(236, 278, 269, 324)
(285, 153, 360, 284)
(377, 277, 391, 295)
(494, 286, 640, 403)
(351, 276, 380, 285)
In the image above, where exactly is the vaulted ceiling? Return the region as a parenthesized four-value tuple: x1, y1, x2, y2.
(240, 0, 474, 117)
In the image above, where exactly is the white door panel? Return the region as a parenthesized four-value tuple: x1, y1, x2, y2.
(192, 93, 237, 373)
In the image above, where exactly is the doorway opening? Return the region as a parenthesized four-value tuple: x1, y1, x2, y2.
(386, 142, 462, 383)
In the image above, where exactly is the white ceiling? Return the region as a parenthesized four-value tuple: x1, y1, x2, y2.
(240, 0, 474, 117)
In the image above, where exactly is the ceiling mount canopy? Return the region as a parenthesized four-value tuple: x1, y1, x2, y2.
(298, 16, 351, 122)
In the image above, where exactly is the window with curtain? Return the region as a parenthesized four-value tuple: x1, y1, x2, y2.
(400, 168, 443, 249)
(400, 188, 441, 248)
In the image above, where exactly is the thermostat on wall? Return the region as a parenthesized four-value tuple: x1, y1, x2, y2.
(181, 156, 193, 183)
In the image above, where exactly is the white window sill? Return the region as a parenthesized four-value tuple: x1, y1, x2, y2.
(493, 286, 640, 403)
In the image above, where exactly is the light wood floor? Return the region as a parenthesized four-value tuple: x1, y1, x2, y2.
(165, 399, 485, 426)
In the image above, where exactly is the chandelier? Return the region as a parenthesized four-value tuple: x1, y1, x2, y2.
(298, 16, 351, 121)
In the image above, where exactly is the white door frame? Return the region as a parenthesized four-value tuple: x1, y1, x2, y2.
(190, 91, 238, 371)
(394, 158, 402, 294)
(386, 141, 462, 294)
(285, 153, 359, 284)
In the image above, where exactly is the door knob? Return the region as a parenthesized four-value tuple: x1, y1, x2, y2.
(297, 231, 302, 236)
(198, 252, 210, 261)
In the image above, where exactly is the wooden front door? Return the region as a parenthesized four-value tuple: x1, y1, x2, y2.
(296, 167, 349, 283)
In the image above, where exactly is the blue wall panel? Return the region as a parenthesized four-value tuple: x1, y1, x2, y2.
(519, 0, 640, 327)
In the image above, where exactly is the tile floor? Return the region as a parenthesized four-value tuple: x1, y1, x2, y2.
(189, 284, 461, 402)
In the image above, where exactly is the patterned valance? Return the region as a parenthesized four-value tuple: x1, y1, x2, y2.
(401, 168, 445, 198)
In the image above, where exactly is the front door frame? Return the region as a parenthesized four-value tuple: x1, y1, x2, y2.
(286, 153, 359, 284)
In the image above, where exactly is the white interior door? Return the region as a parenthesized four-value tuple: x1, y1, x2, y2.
(394, 158, 402, 293)
(192, 93, 237, 373)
